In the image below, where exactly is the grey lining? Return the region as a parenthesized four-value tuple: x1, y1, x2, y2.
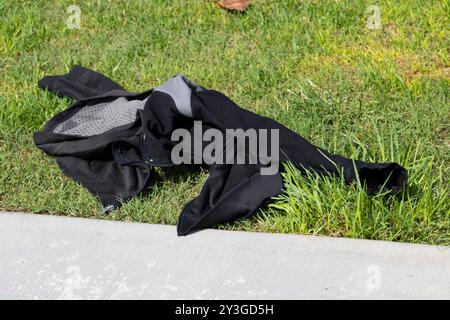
(154, 75, 204, 118)
(53, 74, 204, 137)
(53, 97, 148, 137)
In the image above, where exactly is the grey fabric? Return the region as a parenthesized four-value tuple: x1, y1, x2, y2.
(154, 75, 204, 118)
(53, 97, 148, 137)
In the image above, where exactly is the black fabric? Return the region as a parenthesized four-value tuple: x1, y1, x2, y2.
(34, 65, 408, 236)
(177, 164, 283, 235)
(38, 65, 126, 100)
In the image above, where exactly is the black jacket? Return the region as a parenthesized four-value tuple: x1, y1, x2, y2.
(35, 66, 407, 235)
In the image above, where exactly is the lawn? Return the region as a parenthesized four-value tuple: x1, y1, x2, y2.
(0, 0, 448, 245)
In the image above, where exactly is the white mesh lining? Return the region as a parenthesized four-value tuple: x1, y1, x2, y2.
(53, 97, 148, 137)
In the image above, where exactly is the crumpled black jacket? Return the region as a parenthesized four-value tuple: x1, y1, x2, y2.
(34, 66, 408, 235)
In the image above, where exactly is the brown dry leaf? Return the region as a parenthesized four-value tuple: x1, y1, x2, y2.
(217, 0, 249, 12)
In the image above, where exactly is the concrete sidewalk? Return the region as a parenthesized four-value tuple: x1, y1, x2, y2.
(0, 211, 448, 299)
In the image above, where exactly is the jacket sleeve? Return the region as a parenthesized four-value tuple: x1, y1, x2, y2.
(189, 89, 408, 195)
(38, 65, 125, 100)
(177, 164, 284, 236)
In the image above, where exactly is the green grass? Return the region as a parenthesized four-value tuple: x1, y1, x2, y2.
(0, 0, 448, 245)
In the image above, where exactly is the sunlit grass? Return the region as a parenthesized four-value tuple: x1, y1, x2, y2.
(0, 0, 448, 244)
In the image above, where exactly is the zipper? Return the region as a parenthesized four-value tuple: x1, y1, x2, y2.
(141, 134, 154, 165)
